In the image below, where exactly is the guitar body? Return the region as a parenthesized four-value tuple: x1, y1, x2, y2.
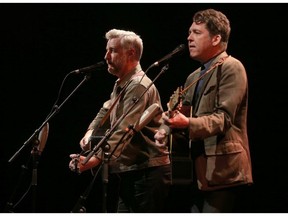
(167, 87, 193, 185)
(170, 105, 192, 157)
(170, 105, 193, 185)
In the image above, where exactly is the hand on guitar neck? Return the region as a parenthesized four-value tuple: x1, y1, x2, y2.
(163, 86, 191, 129)
(167, 86, 182, 117)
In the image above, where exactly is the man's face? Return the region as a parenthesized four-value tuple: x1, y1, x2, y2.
(104, 38, 128, 77)
(187, 22, 214, 63)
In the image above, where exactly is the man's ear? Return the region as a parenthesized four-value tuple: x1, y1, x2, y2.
(127, 48, 135, 57)
(212, 34, 221, 46)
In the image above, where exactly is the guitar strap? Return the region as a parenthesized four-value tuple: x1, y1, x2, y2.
(83, 72, 141, 156)
(102, 79, 131, 129)
(181, 55, 229, 95)
(94, 70, 144, 131)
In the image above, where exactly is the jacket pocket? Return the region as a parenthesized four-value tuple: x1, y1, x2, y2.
(204, 142, 249, 186)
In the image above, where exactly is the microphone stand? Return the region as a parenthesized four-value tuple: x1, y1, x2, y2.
(71, 125, 133, 213)
(31, 141, 40, 213)
(101, 144, 110, 213)
(80, 64, 169, 213)
(70, 144, 111, 213)
(6, 74, 91, 213)
(8, 74, 91, 163)
(100, 125, 135, 213)
(70, 158, 103, 213)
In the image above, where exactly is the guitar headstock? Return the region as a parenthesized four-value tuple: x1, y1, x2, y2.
(167, 86, 183, 112)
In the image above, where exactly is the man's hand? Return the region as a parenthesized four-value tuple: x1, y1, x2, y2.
(69, 153, 100, 173)
(154, 128, 168, 146)
(162, 110, 189, 129)
(79, 129, 94, 151)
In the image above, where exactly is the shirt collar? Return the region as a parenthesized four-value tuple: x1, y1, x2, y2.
(116, 63, 142, 88)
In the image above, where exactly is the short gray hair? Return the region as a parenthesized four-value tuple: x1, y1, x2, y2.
(105, 29, 143, 60)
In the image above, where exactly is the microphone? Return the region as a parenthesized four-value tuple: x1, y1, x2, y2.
(71, 61, 106, 74)
(133, 103, 161, 132)
(153, 44, 185, 66)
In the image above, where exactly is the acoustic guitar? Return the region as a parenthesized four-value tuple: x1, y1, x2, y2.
(167, 87, 193, 185)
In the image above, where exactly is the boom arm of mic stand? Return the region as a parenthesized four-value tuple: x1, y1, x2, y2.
(8, 75, 91, 163)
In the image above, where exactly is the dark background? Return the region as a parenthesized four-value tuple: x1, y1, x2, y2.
(1, 2, 288, 213)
